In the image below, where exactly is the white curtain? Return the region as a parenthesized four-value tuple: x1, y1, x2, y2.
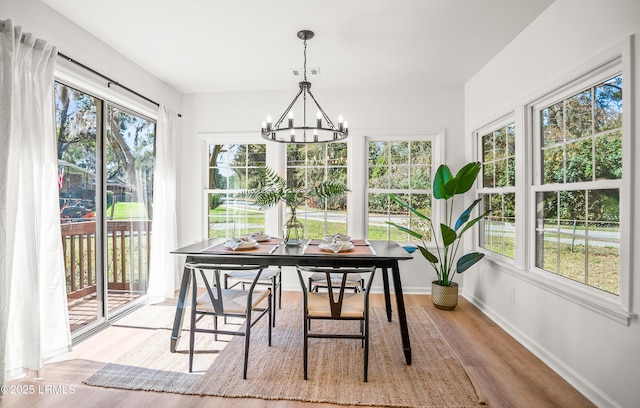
(0, 20, 71, 385)
(148, 105, 180, 301)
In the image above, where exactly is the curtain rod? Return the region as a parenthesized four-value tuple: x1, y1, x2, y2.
(57, 52, 182, 117)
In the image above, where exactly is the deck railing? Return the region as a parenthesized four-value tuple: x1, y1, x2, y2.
(61, 220, 152, 299)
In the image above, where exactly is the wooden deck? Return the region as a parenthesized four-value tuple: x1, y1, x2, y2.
(62, 220, 151, 333)
(67, 292, 143, 332)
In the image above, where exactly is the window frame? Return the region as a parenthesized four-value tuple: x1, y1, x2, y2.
(475, 116, 517, 261)
(285, 142, 349, 238)
(523, 46, 633, 324)
(364, 131, 444, 243)
(205, 141, 268, 239)
(200, 133, 275, 240)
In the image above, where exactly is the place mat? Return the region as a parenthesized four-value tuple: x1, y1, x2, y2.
(204, 239, 282, 254)
(303, 243, 375, 256)
(84, 305, 485, 407)
(308, 238, 369, 246)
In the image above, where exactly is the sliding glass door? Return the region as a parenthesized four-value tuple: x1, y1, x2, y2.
(55, 81, 155, 335)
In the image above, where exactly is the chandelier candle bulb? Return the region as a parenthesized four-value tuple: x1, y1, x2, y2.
(266, 115, 272, 131)
(288, 112, 293, 128)
(261, 121, 266, 133)
(338, 115, 344, 131)
(316, 111, 322, 128)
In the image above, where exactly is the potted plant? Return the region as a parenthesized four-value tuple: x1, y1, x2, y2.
(386, 161, 489, 310)
(239, 166, 349, 245)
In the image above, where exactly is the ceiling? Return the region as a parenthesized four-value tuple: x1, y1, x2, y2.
(41, 0, 554, 94)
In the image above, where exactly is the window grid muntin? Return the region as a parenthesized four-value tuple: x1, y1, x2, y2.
(534, 73, 622, 295)
(477, 122, 516, 259)
(286, 142, 348, 238)
(367, 139, 433, 242)
(206, 143, 267, 238)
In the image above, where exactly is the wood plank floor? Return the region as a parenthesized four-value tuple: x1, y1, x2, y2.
(1, 293, 595, 408)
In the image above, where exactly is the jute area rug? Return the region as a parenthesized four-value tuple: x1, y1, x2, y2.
(85, 304, 485, 407)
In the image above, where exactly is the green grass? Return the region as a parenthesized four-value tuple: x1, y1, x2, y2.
(107, 202, 149, 219)
(207, 205, 620, 294)
(541, 240, 618, 294)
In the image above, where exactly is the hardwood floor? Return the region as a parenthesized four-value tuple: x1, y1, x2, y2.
(1, 293, 594, 408)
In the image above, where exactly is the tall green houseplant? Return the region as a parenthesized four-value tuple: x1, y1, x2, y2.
(239, 166, 349, 244)
(387, 162, 488, 308)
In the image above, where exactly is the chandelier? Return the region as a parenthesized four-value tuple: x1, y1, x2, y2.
(261, 30, 348, 144)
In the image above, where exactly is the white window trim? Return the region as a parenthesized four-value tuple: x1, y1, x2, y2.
(474, 114, 518, 263)
(285, 141, 349, 238)
(199, 132, 280, 240)
(520, 37, 634, 325)
(362, 130, 444, 244)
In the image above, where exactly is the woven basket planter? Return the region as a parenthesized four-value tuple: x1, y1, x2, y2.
(431, 281, 458, 310)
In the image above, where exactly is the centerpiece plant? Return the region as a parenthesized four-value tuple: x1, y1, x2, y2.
(386, 161, 489, 309)
(239, 166, 349, 245)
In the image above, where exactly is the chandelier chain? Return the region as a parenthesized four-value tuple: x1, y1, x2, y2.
(303, 38, 308, 82)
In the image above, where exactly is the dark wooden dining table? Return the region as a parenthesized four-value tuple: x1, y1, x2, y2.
(170, 238, 414, 364)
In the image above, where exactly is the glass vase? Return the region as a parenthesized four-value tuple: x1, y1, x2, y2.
(283, 208, 304, 246)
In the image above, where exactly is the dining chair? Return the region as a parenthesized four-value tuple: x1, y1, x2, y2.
(295, 265, 377, 382)
(224, 266, 281, 326)
(308, 270, 364, 293)
(185, 262, 272, 379)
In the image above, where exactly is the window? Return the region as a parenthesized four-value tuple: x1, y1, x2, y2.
(367, 139, 434, 241)
(477, 122, 516, 258)
(533, 73, 622, 295)
(286, 142, 348, 237)
(206, 143, 266, 238)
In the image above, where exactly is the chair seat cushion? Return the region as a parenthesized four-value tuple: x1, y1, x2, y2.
(197, 288, 270, 314)
(307, 292, 365, 318)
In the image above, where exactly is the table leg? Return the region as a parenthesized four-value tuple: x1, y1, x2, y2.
(170, 262, 192, 353)
(391, 261, 412, 365)
(381, 267, 393, 322)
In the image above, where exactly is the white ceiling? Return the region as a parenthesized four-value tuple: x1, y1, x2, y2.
(41, 0, 554, 94)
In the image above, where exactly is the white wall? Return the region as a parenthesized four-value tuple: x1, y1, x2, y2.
(464, 1, 640, 407)
(180, 85, 465, 292)
(2, 0, 182, 114)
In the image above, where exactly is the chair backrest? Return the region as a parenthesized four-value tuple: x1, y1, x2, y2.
(297, 266, 376, 319)
(185, 263, 267, 314)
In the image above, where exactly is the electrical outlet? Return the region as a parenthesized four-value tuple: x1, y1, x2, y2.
(508, 285, 515, 302)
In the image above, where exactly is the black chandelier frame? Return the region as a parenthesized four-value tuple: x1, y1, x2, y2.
(261, 30, 348, 144)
